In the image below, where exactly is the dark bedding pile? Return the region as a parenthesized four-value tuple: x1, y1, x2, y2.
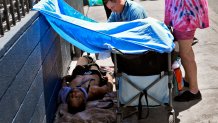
(54, 92, 117, 123)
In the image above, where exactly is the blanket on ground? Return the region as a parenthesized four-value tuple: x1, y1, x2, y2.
(54, 92, 117, 123)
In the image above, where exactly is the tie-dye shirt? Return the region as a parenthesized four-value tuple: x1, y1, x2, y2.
(164, 0, 209, 31)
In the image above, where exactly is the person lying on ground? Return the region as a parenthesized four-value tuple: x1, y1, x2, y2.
(58, 56, 113, 114)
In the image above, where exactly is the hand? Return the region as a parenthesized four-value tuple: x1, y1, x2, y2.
(88, 85, 108, 100)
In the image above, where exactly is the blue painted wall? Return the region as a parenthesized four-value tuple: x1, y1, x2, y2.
(0, 13, 65, 123)
(0, 0, 83, 122)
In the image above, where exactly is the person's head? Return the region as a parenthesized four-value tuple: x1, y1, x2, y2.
(59, 86, 88, 114)
(104, 0, 125, 13)
(67, 87, 88, 114)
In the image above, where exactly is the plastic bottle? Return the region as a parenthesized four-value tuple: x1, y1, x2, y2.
(174, 68, 183, 91)
(172, 58, 183, 91)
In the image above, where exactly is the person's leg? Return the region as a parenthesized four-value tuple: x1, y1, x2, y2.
(173, 29, 201, 101)
(76, 56, 94, 66)
(178, 39, 199, 93)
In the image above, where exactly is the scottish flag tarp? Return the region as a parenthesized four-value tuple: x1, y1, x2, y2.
(33, 0, 174, 54)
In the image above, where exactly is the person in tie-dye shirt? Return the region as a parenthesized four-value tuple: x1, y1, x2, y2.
(164, 0, 209, 102)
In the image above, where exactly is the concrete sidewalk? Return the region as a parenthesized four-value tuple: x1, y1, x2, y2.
(79, 0, 218, 122)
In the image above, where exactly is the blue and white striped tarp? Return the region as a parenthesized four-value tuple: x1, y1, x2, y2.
(33, 0, 174, 54)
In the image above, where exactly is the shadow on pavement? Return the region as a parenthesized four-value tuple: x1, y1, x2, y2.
(173, 99, 202, 123)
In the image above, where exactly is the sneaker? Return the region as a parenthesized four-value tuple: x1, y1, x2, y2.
(183, 79, 189, 87)
(174, 90, 202, 102)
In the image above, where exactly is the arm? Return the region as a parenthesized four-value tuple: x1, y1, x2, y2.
(88, 73, 113, 100)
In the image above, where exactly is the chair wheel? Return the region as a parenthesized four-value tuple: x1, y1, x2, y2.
(168, 109, 175, 123)
(168, 114, 175, 123)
